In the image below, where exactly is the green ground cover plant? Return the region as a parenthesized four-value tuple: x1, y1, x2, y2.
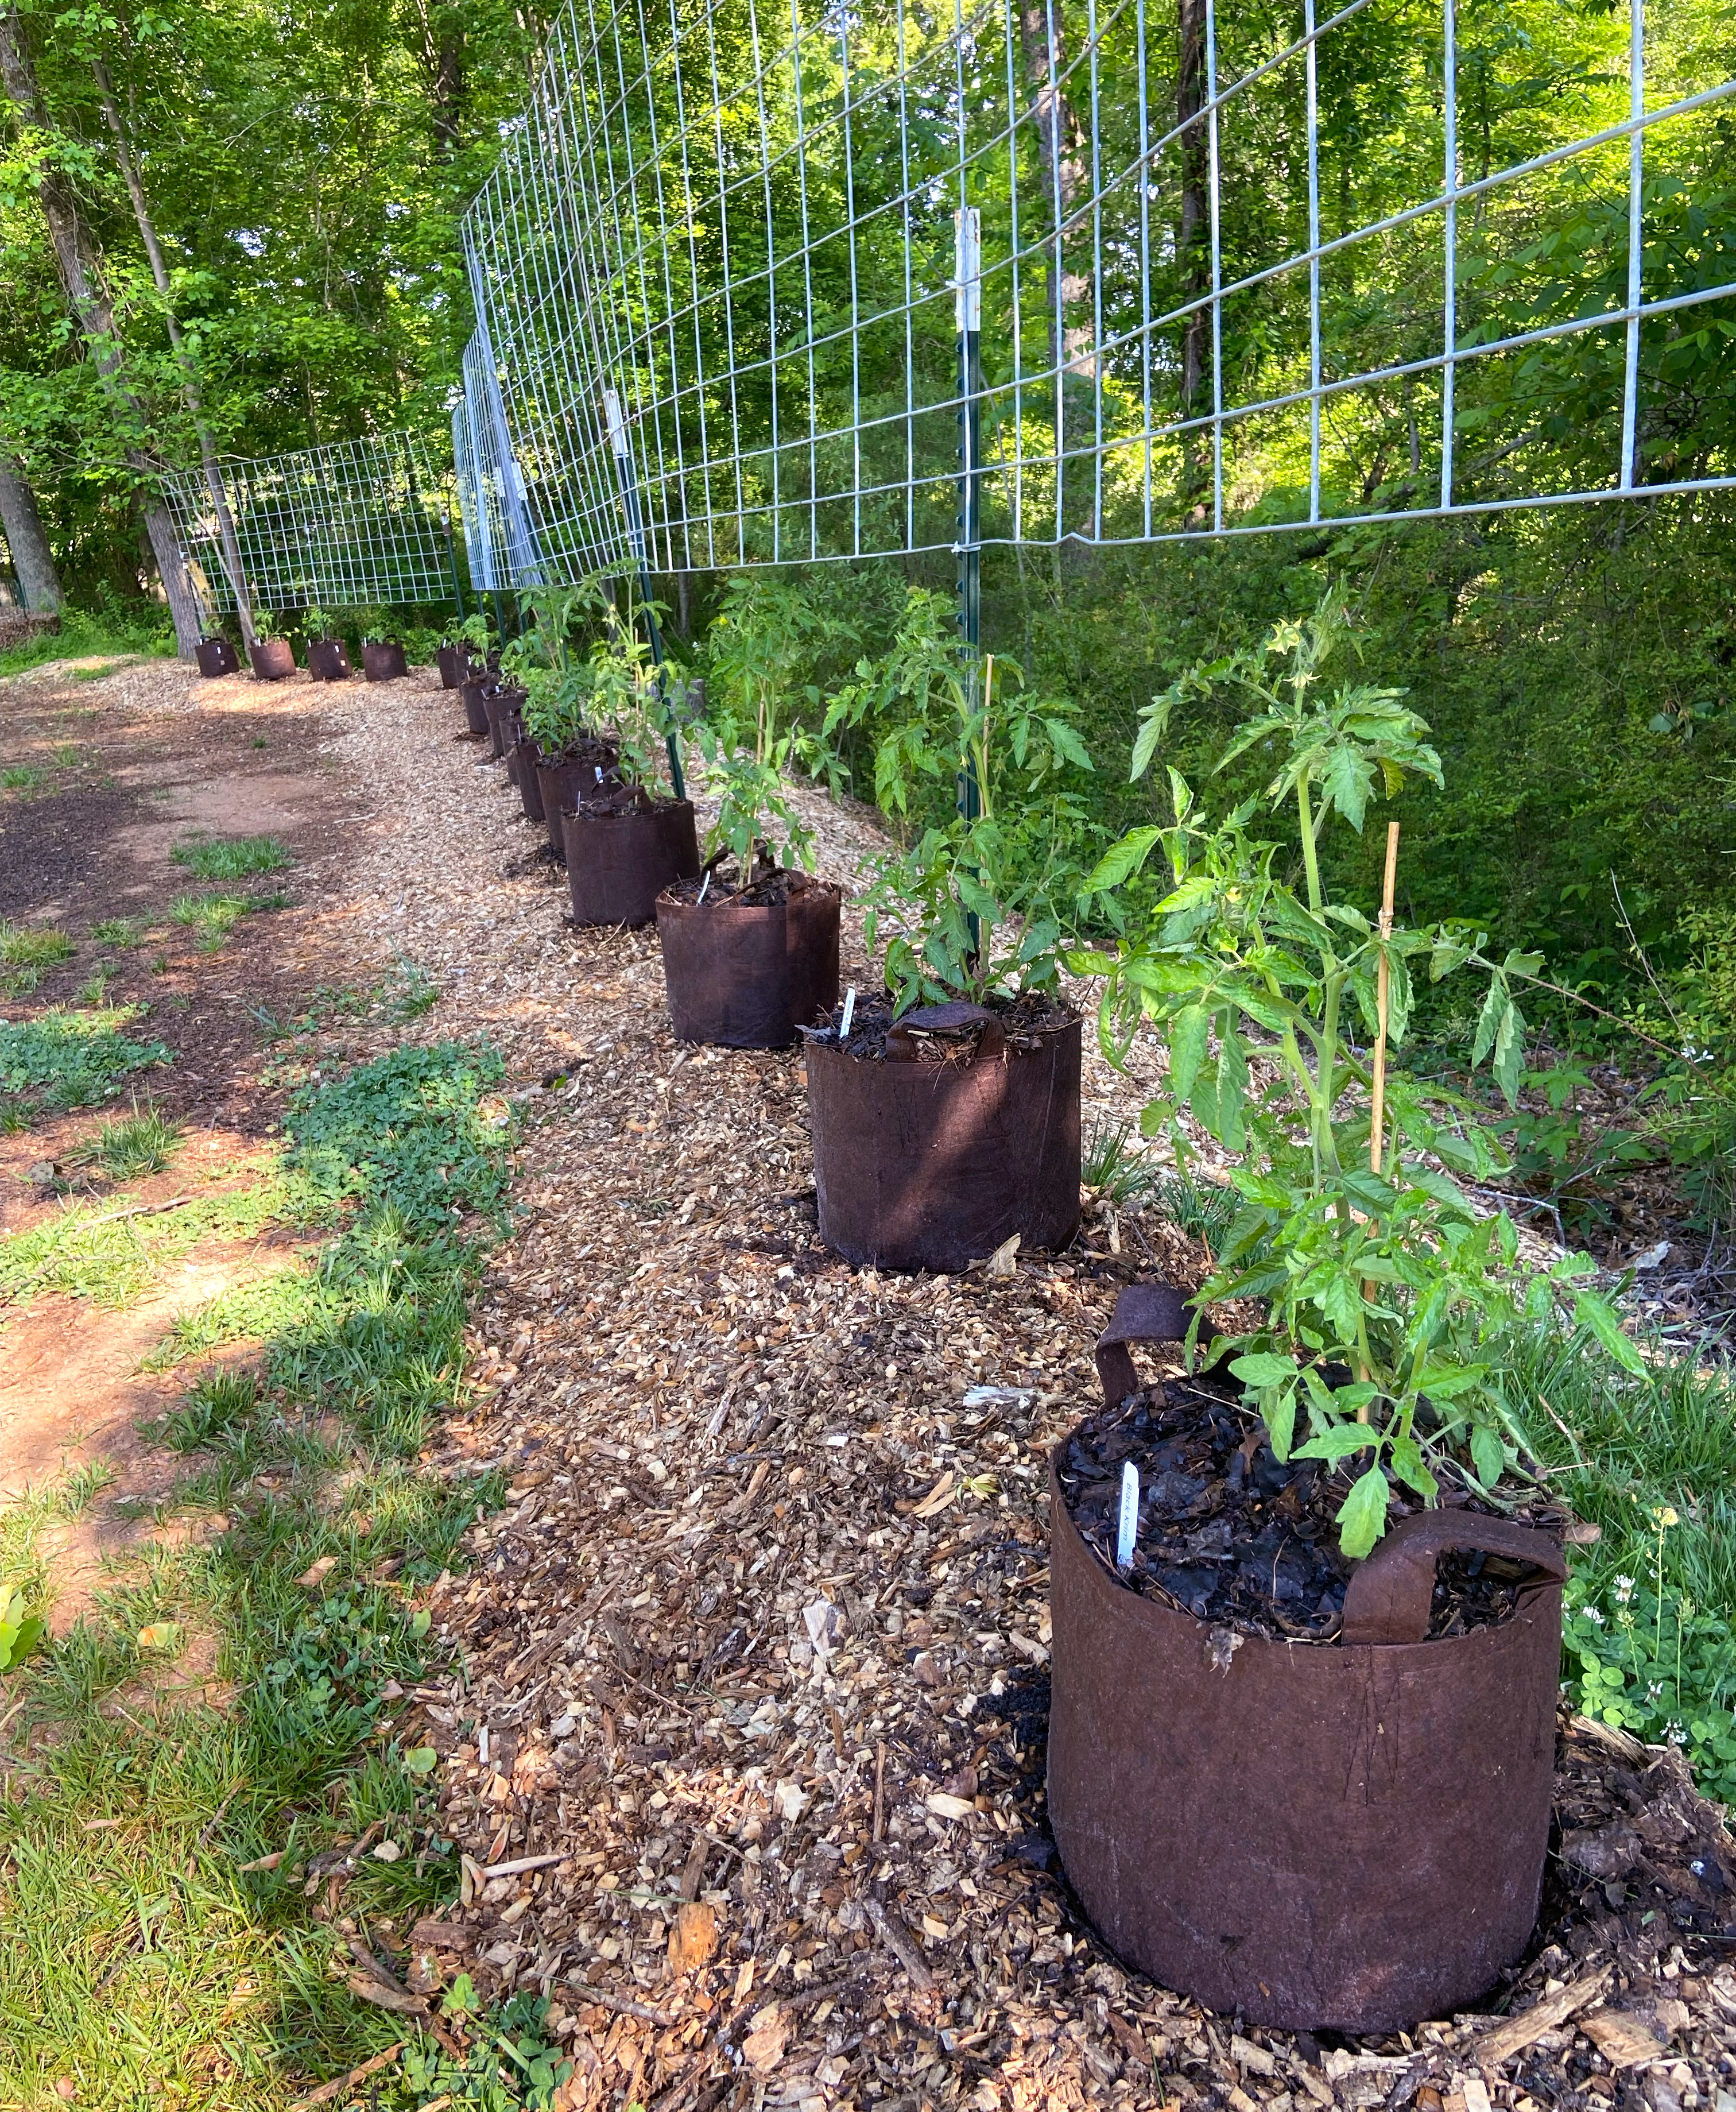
(0, 1178, 286, 1310)
(169, 835, 293, 881)
(0, 604, 175, 678)
(0, 1006, 171, 1112)
(0, 1040, 529, 2110)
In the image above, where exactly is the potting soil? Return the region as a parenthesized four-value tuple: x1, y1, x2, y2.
(805, 986, 1074, 1062)
(1059, 1375, 1569, 1642)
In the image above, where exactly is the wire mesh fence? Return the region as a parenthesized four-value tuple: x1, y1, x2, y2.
(160, 435, 459, 621)
(454, 0, 1736, 587)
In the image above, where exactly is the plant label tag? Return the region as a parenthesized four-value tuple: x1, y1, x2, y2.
(840, 985, 858, 1040)
(1117, 1462, 1138, 1570)
(697, 871, 711, 906)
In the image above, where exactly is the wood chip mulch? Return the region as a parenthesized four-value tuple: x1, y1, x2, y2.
(310, 678, 1736, 2112)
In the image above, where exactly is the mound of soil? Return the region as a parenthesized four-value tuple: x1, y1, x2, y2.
(1059, 1374, 1571, 1642)
(572, 779, 680, 820)
(805, 987, 1075, 1062)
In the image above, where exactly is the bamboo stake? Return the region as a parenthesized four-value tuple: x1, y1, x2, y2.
(1357, 821, 1400, 1421)
(1369, 821, 1400, 1177)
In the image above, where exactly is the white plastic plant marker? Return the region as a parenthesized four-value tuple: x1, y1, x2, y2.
(1117, 1462, 1139, 1571)
(697, 871, 711, 906)
(839, 985, 857, 1040)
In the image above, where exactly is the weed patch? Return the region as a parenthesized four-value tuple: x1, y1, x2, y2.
(0, 920, 76, 994)
(169, 890, 290, 951)
(91, 916, 152, 949)
(82, 1104, 184, 1181)
(0, 1039, 517, 2107)
(0, 1007, 171, 1112)
(0, 1178, 288, 1311)
(170, 835, 292, 881)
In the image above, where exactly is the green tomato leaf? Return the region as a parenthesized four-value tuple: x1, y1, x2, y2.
(1230, 1352, 1299, 1388)
(1169, 1004, 1211, 1104)
(1389, 1432, 1438, 1500)
(1468, 1424, 1506, 1489)
(1337, 1465, 1392, 1559)
(1293, 1424, 1376, 1464)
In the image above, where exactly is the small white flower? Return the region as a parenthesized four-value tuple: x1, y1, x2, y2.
(1614, 1576, 1636, 1602)
(1647, 1682, 1664, 1700)
(1666, 1721, 1688, 1747)
(1581, 1606, 1605, 1626)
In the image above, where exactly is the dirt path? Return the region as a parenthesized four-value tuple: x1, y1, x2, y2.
(0, 652, 396, 1614)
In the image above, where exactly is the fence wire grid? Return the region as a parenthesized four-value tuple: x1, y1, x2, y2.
(454, 0, 1736, 587)
(160, 435, 459, 621)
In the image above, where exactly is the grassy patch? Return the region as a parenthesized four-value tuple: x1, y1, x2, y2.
(84, 1105, 184, 1182)
(170, 835, 292, 881)
(0, 599, 176, 677)
(91, 916, 152, 950)
(0, 1177, 289, 1311)
(1508, 1320, 1736, 1801)
(1, 764, 45, 792)
(169, 890, 290, 952)
(0, 921, 76, 995)
(0, 1007, 171, 1112)
(0, 1040, 522, 2108)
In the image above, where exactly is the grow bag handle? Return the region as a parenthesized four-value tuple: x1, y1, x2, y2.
(1094, 1280, 1215, 1409)
(885, 1001, 1006, 1064)
(1340, 1510, 1567, 1646)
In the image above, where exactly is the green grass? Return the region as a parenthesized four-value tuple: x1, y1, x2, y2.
(85, 1105, 184, 1182)
(0, 1177, 290, 1312)
(1507, 1318, 1736, 1801)
(0, 599, 176, 678)
(168, 890, 290, 951)
(2, 763, 46, 792)
(92, 916, 152, 950)
(0, 1040, 524, 2110)
(170, 835, 292, 881)
(0, 1007, 171, 1112)
(0, 921, 76, 994)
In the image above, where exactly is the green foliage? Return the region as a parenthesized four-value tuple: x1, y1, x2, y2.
(168, 888, 289, 949)
(1082, 594, 1643, 1556)
(1564, 1575, 1736, 1807)
(91, 915, 150, 949)
(170, 835, 292, 880)
(695, 575, 850, 872)
(0, 1027, 518, 2107)
(283, 1040, 513, 1236)
(0, 1177, 287, 1312)
(84, 1104, 184, 1181)
(400, 1985, 574, 2110)
(0, 921, 76, 994)
(0, 603, 175, 676)
(1081, 1118, 1160, 1208)
(0, 1006, 171, 1111)
(0, 1580, 45, 1670)
(826, 587, 1097, 1007)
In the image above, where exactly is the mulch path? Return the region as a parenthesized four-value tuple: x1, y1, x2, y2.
(307, 682, 1736, 2112)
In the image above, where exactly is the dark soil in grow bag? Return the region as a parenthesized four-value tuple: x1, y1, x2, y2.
(1057, 1369, 1571, 1643)
(804, 985, 1066, 1062)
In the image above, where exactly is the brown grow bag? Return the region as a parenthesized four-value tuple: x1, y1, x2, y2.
(534, 744, 621, 858)
(562, 797, 699, 926)
(1047, 1282, 1567, 2034)
(510, 742, 545, 824)
(805, 1003, 1080, 1272)
(362, 641, 408, 681)
(481, 685, 524, 761)
(460, 675, 491, 736)
(249, 639, 296, 680)
(436, 644, 467, 688)
(195, 636, 239, 677)
(656, 876, 841, 1047)
(307, 639, 351, 682)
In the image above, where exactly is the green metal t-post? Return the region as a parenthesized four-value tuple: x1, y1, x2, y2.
(955, 208, 984, 959)
(604, 386, 687, 800)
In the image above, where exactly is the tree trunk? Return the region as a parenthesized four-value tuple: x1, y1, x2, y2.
(1019, 1, 1096, 532)
(0, 9, 200, 656)
(92, 59, 255, 649)
(0, 456, 62, 610)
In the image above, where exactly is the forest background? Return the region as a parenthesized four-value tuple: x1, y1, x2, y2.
(1, 0, 1734, 1000)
